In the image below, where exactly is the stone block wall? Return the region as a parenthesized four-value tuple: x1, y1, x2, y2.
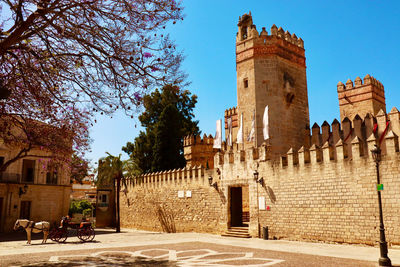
(120, 167, 227, 234)
(256, 147, 400, 245)
(121, 109, 400, 246)
(0, 184, 70, 232)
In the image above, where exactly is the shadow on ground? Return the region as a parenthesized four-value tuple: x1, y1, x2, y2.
(17, 255, 176, 267)
(0, 228, 118, 242)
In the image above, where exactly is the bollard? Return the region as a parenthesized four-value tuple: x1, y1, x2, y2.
(263, 226, 268, 240)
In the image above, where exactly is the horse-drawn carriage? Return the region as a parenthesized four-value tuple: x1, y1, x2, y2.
(49, 216, 95, 243)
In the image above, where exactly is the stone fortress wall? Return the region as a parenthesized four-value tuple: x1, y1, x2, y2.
(120, 165, 226, 234)
(121, 108, 400, 245)
(120, 13, 400, 246)
(215, 107, 400, 244)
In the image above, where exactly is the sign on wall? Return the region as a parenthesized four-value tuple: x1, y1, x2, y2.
(259, 196, 266, 210)
(178, 190, 184, 198)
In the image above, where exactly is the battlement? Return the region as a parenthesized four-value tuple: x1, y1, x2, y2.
(337, 74, 384, 92)
(126, 165, 209, 188)
(224, 106, 238, 117)
(337, 74, 386, 121)
(269, 24, 304, 48)
(236, 13, 305, 68)
(183, 133, 214, 147)
(183, 133, 216, 169)
(224, 106, 238, 129)
(214, 108, 400, 169)
(236, 13, 304, 49)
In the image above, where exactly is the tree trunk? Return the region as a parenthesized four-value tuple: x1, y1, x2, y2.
(116, 176, 121, 233)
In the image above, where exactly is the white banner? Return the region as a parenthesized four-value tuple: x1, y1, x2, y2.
(237, 113, 243, 144)
(227, 117, 232, 146)
(263, 105, 269, 140)
(247, 111, 255, 142)
(213, 119, 222, 149)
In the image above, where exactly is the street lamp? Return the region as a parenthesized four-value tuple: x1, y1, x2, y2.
(253, 170, 259, 181)
(208, 176, 218, 190)
(371, 144, 392, 266)
(18, 184, 28, 197)
(254, 170, 263, 186)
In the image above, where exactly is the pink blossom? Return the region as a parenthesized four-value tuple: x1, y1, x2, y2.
(134, 92, 142, 101)
(143, 52, 153, 58)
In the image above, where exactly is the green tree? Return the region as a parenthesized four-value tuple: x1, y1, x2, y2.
(152, 104, 185, 171)
(122, 84, 199, 173)
(69, 199, 93, 216)
(96, 153, 125, 233)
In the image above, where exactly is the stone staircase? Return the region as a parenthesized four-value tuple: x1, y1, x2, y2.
(221, 226, 251, 238)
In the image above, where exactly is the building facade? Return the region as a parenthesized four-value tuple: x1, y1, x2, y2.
(120, 13, 400, 245)
(0, 145, 71, 232)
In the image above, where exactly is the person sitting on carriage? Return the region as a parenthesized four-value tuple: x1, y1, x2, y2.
(60, 213, 72, 228)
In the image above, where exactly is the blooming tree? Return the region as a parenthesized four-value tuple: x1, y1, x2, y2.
(0, 0, 185, 172)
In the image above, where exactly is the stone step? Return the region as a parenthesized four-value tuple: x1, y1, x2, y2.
(229, 227, 249, 232)
(222, 227, 251, 238)
(221, 232, 251, 238)
(227, 229, 249, 234)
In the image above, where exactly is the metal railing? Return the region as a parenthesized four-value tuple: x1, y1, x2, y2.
(0, 172, 22, 183)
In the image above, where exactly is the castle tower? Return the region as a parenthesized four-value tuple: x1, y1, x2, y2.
(337, 75, 386, 121)
(234, 12, 310, 157)
(183, 134, 215, 169)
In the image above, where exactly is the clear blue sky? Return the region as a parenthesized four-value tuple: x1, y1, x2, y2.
(87, 0, 400, 166)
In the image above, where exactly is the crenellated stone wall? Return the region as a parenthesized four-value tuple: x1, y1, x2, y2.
(213, 108, 400, 244)
(120, 166, 228, 234)
(121, 109, 400, 245)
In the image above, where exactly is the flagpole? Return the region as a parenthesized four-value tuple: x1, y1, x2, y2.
(242, 113, 244, 151)
(254, 109, 256, 148)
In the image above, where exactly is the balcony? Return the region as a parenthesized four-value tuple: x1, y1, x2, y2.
(0, 172, 22, 183)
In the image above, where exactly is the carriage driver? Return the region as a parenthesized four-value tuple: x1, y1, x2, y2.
(60, 212, 72, 228)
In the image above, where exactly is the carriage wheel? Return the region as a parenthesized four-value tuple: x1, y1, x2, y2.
(77, 227, 95, 242)
(50, 228, 68, 243)
(49, 228, 57, 242)
(88, 226, 95, 241)
(77, 228, 89, 241)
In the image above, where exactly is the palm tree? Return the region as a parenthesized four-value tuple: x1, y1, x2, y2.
(96, 153, 125, 233)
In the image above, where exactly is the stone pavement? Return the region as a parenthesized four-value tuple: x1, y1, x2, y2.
(1, 228, 400, 266)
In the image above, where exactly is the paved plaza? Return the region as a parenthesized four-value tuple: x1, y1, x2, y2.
(1, 228, 400, 266)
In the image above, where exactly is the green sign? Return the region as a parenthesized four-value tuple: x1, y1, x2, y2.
(377, 184, 384, 191)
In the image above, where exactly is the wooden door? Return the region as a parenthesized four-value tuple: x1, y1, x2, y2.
(230, 187, 243, 227)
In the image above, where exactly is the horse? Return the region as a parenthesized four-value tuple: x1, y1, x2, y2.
(14, 219, 50, 244)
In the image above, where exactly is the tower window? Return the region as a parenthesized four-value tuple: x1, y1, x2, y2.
(242, 26, 248, 40)
(244, 79, 248, 88)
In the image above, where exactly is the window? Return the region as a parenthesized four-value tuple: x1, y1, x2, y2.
(244, 79, 248, 88)
(241, 26, 248, 40)
(20, 201, 31, 220)
(46, 164, 58, 185)
(22, 160, 35, 183)
(98, 193, 109, 207)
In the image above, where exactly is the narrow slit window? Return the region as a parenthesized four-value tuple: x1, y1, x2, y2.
(244, 79, 248, 88)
